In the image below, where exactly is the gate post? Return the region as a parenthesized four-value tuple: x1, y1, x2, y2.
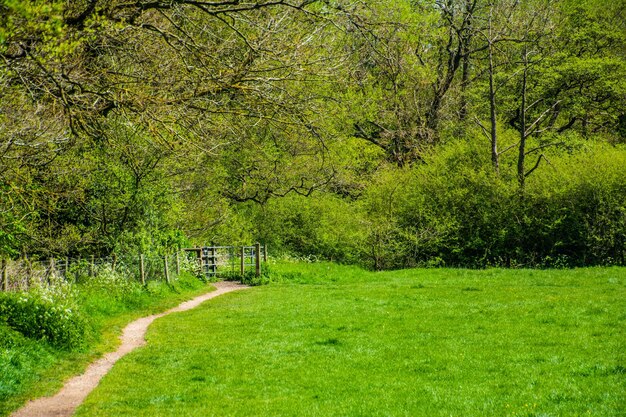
(209, 246, 216, 276)
(240, 246, 245, 277)
(1, 259, 7, 291)
(255, 242, 261, 277)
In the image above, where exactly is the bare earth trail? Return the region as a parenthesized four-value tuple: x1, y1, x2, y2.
(12, 281, 250, 417)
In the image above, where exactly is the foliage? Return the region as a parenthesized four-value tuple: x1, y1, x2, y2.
(1, 0, 625, 265)
(0, 282, 86, 350)
(252, 193, 365, 264)
(258, 140, 626, 268)
(390, 141, 626, 267)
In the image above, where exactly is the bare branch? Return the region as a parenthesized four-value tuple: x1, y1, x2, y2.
(524, 100, 561, 137)
(473, 117, 490, 142)
(498, 141, 520, 156)
(525, 153, 550, 177)
(525, 141, 565, 156)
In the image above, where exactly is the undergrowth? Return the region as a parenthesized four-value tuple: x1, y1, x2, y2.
(0, 281, 86, 350)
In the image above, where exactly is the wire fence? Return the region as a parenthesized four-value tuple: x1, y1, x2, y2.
(0, 244, 269, 292)
(0, 252, 199, 292)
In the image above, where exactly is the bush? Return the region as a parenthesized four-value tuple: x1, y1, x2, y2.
(252, 139, 626, 269)
(0, 284, 87, 350)
(392, 141, 626, 268)
(252, 193, 365, 264)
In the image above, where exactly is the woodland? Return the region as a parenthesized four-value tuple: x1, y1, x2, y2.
(1, 0, 625, 269)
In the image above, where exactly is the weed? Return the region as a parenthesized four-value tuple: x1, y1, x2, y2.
(0, 286, 86, 350)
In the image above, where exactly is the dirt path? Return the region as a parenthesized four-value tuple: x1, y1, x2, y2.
(12, 281, 249, 417)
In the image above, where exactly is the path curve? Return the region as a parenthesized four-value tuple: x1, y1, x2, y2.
(12, 281, 250, 417)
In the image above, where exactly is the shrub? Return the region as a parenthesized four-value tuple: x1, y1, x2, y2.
(253, 193, 365, 264)
(247, 139, 626, 269)
(80, 264, 143, 301)
(0, 285, 87, 350)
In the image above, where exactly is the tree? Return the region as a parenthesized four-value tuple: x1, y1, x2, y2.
(332, 0, 487, 166)
(0, 0, 342, 254)
(472, 0, 626, 186)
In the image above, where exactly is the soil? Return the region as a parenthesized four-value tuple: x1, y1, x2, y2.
(12, 281, 249, 417)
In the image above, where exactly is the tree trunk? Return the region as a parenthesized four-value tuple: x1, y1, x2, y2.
(459, 0, 474, 122)
(459, 51, 471, 122)
(489, 40, 499, 171)
(518, 50, 528, 188)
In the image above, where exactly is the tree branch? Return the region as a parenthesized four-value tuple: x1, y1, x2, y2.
(525, 141, 565, 156)
(525, 153, 550, 177)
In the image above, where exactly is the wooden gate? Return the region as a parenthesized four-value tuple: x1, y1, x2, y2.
(184, 244, 267, 279)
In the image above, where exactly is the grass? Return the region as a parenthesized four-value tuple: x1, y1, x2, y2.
(75, 263, 626, 416)
(0, 272, 214, 416)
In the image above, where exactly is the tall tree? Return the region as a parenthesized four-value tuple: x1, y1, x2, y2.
(472, 0, 626, 186)
(338, 0, 485, 166)
(0, 0, 341, 254)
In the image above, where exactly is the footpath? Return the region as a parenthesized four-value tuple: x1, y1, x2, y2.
(12, 281, 249, 417)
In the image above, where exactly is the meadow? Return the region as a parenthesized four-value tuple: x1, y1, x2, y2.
(76, 263, 626, 416)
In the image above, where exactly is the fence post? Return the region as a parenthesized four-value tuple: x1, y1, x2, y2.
(1, 259, 7, 291)
(175, 252, 180, 275)
(240, 246, 245, 277)
(255, 242, 261, 277)
(25, 256, 31, 289)
(112, 253, 117, 272)
(48, 257, 55, 284)
(164, 255, 170, 284)
(263, 243, 268, 263)
(230, 246, 235, 274)
(140, 254, 146, 286)
(209, 246, 216, 277)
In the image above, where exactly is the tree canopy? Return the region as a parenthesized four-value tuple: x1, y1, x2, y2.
(1, 0, 625, 267)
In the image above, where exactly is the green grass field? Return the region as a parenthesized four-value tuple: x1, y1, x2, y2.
(0, 272, 212, 416)
(77, 263, 626, 416)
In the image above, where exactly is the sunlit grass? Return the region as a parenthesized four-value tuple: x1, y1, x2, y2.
(77, 263, 625, 416)
(0, 272, 213, 416)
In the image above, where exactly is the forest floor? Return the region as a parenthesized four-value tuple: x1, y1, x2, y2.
(10, 281, 249, 417)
